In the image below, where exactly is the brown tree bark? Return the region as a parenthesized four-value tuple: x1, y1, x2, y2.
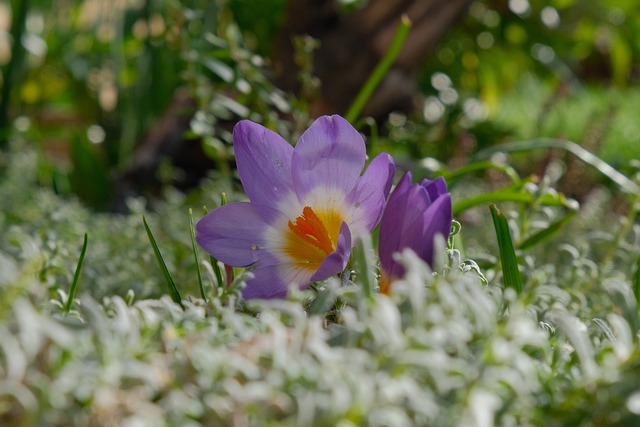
(273, 0, 474, 119)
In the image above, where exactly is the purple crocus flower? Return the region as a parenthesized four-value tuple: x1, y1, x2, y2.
(197, 115, 395, 299)
(378, 172, 452, 293)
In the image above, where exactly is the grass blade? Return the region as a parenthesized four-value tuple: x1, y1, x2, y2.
(219, 192, 234, 285)
(490, 204, 523, 295)
(64, 233, 88, 315)
(453, 185, 573, 216)
(189, 208, 207, 303)
(203, 203, 225, 288)
(345, 15, 411, 124)
(518, 209, 577, 251)
(143, 215, 184, 309)
(352, 237, 376, 301)
(434, 160, 521, 188)
(633, 255, 640, 307)
(474, 138, 640, 195)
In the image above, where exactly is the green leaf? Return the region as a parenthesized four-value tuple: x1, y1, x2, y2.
(143, 216, 184, 309)
(308, 280, 339, 315)
(490, 204, 523, 295)
(351, 237, 376, 301)
(633, 255, 640, 307)
(69, 135, 112, 210)
(518, 209, 577, 251)
(474, 138, 640, 195)
(202, 57, 234, 82)
(345, 15, 411, 124)
(64, 233, 88, 315)
(189, 209, 207, 303)
(453, 184, 573, 216)
(203, 204, 225, 288)
(437, 160, 521, 188)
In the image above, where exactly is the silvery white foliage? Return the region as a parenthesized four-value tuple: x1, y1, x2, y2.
(3, 144, 640, 425)
(0, 244, 638, 426)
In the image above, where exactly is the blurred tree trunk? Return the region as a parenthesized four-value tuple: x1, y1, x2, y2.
(273, 0, 473, 119)
(114, 0, 472, 205)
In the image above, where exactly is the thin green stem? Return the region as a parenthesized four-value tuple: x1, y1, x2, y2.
(344, 15, 411, 124)
(143, 216, 184, 309)
(189, 208, 207, 303)
(64, 233, 88, 315)
(474, 138, 640, 195)
(352, 238, 376, 301)
(202, 203, 225, 288)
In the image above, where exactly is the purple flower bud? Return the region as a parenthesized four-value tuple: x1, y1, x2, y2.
(378, 172, 452, 293)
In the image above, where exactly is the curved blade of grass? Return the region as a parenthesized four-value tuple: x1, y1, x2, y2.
(633, 255, 640, 307)
(453, 186, 572, 216)
(474, 138, 640, 195)
(189, 208, 207, 303)
(143, 216, 184, 309)
(518, 209, 577, 251)
(201, 206, 224, 288)
(345, 15, 411, 124)
(352, 237, 376, 301)
(435, 161, 521, 188)
(64, 233, 88, 315)
(219, 192, 235, 285)
(490, 204, 522, 295)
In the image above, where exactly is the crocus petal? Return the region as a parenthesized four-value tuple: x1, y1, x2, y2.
(386, 195, 449, 278)
(241, 264, 290, 299)
(233, 120, 295, 211)
(378, 173, 416, 273)
(292, 115, 366, 198)
(311, 222, 352, 281)
(196, 202, 268, 267)
(398, 185, 435, 235)
(242, 222, 352, 299)
(378, 173, 453, 280)
(421, 177, 449, 201)
(415, 194, 452, 266)
(242, 256, 316, 299)
(347, 153, 396, 237)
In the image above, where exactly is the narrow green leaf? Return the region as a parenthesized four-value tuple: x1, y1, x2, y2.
(202, 205, 225, 288)
(64, 233, 88, 315)
(189, 209, 207, 303)
(308, 280, 339, 315)
(474, 138, 640, 195)
(345, 15, 411, 124)
(219, 193, 234, 284)
(352, 237, 376, 300)
(202, 57, 234, 82)
(439, 160, 521, 188)
(143, 216, 184, 309)
(490, 204, 523, 295)
(633, 255, 640, 307)
(518, 209, 577, 251)
(453, 186, 572, 216)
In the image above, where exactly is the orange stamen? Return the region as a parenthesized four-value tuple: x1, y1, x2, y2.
(288, 206, 334, 256)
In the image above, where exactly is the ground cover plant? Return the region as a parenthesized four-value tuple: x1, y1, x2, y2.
(2, 0, 640, 426)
